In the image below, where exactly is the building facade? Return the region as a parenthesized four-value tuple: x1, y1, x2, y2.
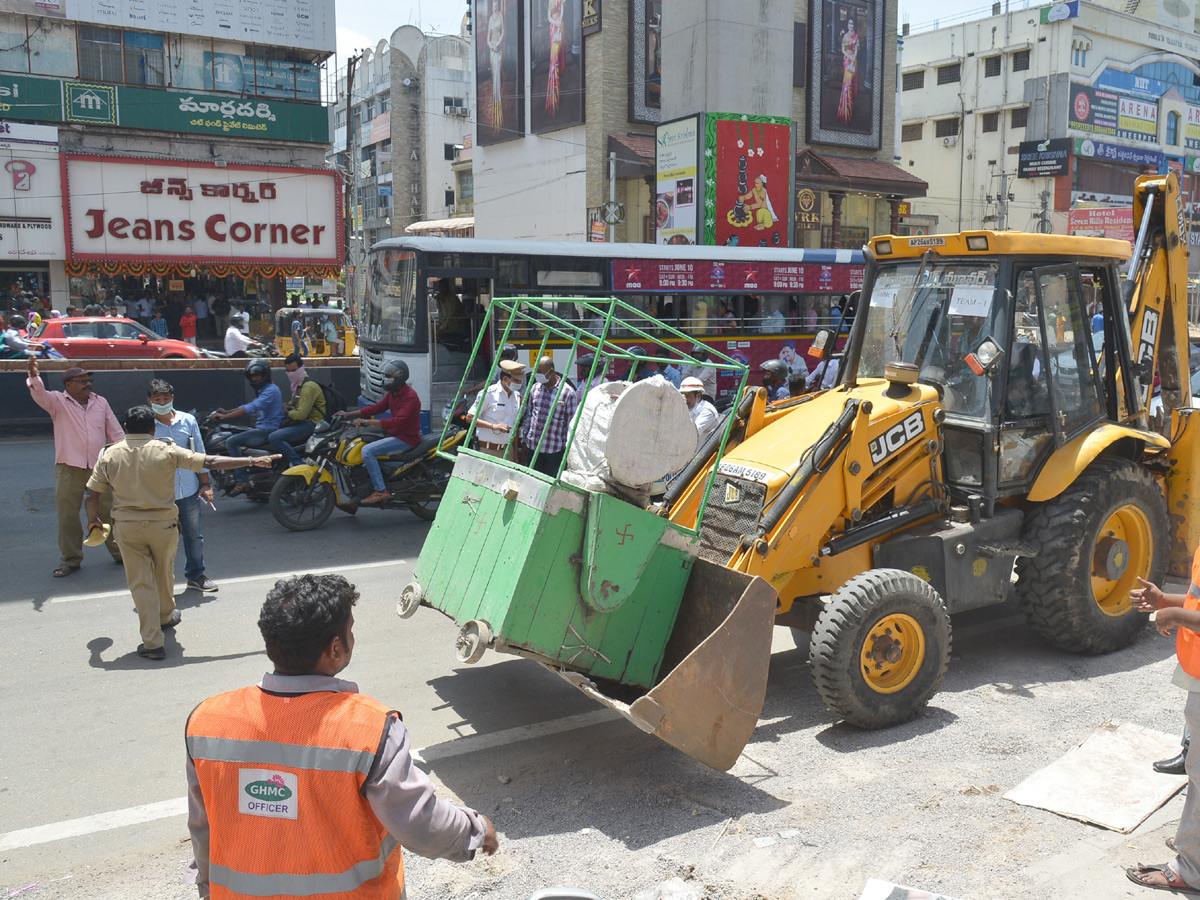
(0, 3, 337, 314)
(470, 0, 923, 247)
(900, 0, 1200, 267)
(330, 25, 475, 248)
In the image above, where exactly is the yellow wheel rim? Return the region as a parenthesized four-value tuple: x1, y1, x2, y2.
(860, 613, 926, 694)
(1091, 504, 1153, 617)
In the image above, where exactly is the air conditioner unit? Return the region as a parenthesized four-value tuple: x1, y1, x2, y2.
(943, 135, 958, 147)
(453, 106, 470, 116)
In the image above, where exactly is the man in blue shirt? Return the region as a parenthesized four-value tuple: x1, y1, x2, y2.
(761, 359, 790, 402)
(148, 379, 218, 592)
(210, 359, 285, 495)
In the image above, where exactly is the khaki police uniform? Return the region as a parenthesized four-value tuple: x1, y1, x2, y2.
(87, 435, 205, 650)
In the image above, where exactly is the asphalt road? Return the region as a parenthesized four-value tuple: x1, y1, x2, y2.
(0, 431, 1195, 900)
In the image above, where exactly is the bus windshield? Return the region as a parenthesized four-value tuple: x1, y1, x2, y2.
(363, 250, 423, 348)
(858, 260, 1004, 417)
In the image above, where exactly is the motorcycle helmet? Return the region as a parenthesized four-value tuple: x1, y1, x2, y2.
(244, 358, 272, 392)
(760, 359, 787, 388)
(382, 359, 409, 392)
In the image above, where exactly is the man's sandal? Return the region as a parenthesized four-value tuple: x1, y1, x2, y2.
(53, 563, 80, 577)
(1127, 863, 1200, 895)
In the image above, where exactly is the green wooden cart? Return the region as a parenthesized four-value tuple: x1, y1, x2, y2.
(399, 297, 778, 769)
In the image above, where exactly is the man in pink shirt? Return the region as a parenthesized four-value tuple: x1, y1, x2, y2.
(26, 357, 124, 576)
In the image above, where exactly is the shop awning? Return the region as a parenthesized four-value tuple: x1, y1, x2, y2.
(65, 260, 342, 279)
(404, 216, 475, 237)
(608, 134, 655, 178)
(795, 149, 928, 198)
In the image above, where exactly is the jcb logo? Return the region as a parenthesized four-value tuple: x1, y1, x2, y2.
(1138, 308, 1160, 365)
(868, 411, 926, 465)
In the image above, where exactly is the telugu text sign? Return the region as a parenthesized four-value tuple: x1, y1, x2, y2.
(64, 156, 342, 266)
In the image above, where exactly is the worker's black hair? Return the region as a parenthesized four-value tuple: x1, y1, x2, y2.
(146, 378, 174, 397)
(259, 574, 358, 674)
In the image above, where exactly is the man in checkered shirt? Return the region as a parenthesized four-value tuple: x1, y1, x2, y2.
(520, 355, 580, 477)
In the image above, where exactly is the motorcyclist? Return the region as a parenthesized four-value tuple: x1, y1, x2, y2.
(210, 359, 286, 496)
(224, 313, 263, 358)
(336, 360, 421, 505)
(760, 359, 789, 402)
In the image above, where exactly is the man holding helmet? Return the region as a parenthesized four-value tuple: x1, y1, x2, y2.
(210, 360, 286, 496)
(336, 360, 421, 505)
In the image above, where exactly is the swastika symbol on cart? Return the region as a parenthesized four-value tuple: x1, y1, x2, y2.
(616, 525, 634, 546)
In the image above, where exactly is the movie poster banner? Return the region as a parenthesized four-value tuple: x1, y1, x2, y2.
(703, 113, 792, 248)
(655, 116, 699, 245)
(808, 0, 883, 149)
(628, 0, 662, 124)
(475, 0, 525, 145)
(530, 0, 584, 133)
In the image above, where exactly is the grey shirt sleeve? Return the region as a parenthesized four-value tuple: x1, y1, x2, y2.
(184, 755, 212, 898)
(365, 714, 488, 861)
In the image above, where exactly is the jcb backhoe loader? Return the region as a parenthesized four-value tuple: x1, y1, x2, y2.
(403, 172, 1200, 770)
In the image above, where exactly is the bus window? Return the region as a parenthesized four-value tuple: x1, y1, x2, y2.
(364, 250, 422, 348)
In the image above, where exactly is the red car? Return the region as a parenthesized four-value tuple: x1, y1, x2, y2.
(31, 316, 207, 359)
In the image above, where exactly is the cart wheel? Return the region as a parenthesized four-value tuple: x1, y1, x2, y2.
(455, 619, 493, 664)
(397, 582, 424, 619)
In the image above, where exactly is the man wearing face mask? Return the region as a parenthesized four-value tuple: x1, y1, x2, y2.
(335, 360, 421, 505)
(148, 379, 218, 593)
(521, 356, 580, 477)
(271, 354, 326, 469)
(467, 360, 525, 458)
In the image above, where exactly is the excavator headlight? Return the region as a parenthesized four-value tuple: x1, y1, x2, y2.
(966, 235, 990, 251)
(971, 337, 1004, 370)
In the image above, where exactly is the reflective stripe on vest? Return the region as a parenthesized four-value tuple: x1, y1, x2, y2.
(187, 687, 403, 900)
(208, 834, 400, 898)
(187, 735, 377, 776)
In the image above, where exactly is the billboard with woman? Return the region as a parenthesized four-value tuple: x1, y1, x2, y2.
(530, 0, 585, 133)
(808, 0, 883, 149)
(475, 0, 525, 144)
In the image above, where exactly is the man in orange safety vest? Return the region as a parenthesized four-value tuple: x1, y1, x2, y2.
(185, 573, 498, 898)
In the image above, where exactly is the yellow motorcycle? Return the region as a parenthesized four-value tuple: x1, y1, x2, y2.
(269, 419, 465, 531)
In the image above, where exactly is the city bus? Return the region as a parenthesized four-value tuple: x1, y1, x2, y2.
(360, 236, 864, 429)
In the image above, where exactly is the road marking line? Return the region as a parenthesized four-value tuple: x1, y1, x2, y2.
(0, 709, 619, 850)
(0, 798, 187, 851)
(46, 559, 406, 604)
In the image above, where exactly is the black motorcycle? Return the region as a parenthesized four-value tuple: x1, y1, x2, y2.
(200, 412, 304, 503)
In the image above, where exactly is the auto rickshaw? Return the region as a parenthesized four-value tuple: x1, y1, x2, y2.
(274, 307, 357, 357)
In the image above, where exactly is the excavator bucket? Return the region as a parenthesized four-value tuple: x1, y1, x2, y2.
(549, 559, 778, 771)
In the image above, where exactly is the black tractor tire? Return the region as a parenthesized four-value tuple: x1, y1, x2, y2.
(270, 474, 336, 532)
(810, 568, 952, 730)
(1015, 457, 1165, 655)
(409, 457, 454, 521)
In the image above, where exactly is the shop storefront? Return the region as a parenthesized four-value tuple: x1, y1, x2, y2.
(0, 122, 67, 312)
(793, 149, 927, 250)
(61, 155, 342, 334)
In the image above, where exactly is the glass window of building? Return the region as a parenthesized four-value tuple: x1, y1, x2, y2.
(1010, 107, 1028, 129)
(78, 26, 124, 83)
(935, 117, 960, 138)
(1167, 111, 1180, 145)
(901, 122, 923, 142)
(984, 56, 1001, 77)
(982, 111, 999, 132)
(1012, 49, 1030, 71)
(902, 71, 924, 91)
(937, 63, 961, 85)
